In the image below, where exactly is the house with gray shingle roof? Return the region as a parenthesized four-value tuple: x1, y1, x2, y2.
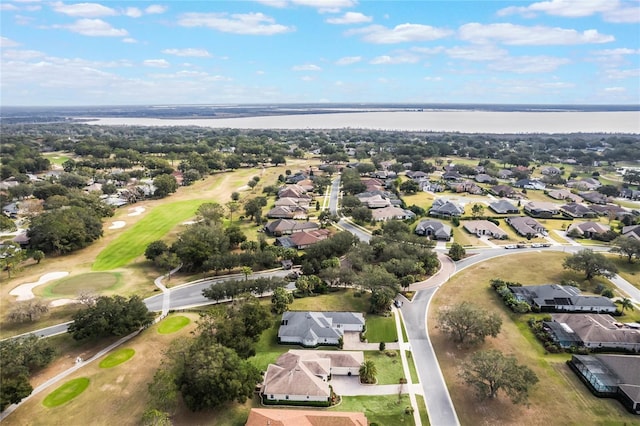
(510, 284, 617, 313)
(506, 216, 547, 237)
(561, 203, 597, 218)
(566, 221, 611, 239)
(264, 219, 319, 236)
(489, 199, 519, 214)
(415, 220, 451, 241)
(278, 311, 364, 347)
(429, 199, 464, 218)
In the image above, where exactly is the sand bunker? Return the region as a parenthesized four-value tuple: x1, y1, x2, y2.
(108, 221, 126, 230)
(10, 271, 69, 301)
(49, 298, 80, 307)
(128, 206, 146, 216)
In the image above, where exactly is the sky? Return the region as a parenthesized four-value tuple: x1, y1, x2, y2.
(1, 0, 639, 106)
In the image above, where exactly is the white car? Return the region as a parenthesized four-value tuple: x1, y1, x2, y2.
(504, 244, 517, 249)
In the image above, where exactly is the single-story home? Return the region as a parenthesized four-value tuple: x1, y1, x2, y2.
(510, 284, 617, 313)
(278, 311, 365, 347)
(506, 216, 547, 238)
(475, 173, 496, 184)
(415, 220, 451, 241)
(567, 178, 601, 191)
(463, 220, 508, 239)
(267, 205, 308, 220)
(278, 185, 312, 200)
(622, 225, 640, 240)
(490, 185, 518, 198)
(541, 166, 562, 175)
(568, 354, 640, 414)
(429, 199, 464, 218)
(274, 197, 311, 208)
(546, 313, 640, 351)
(514, 179, 546, 190)
(548, 189, 583, 203)
(561, 203, 597, 218)
(566, 221, 611, 239)
(245, 408, 368, 426)
(489, 199, 519, 214)
(275, 229, 330, 249)
(371, 206, 416, 222)
(580, 191, 610, 205)
(357, 193, 391, 209)
(524, 201, 560, 218)
(265, 219, 319, 236)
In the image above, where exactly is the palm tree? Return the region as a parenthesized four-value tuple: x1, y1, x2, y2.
(618, 297, 635, 313)
(359, 360, 377, 384)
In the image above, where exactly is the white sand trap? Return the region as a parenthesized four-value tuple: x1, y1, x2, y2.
(237, 185, 250, 191)
(10, 272, 69, 301)
(108, 221, 126, 230)
(128, 206, 146, 216)
(182, 220, 198, 225)
(49, 298, 80, 307)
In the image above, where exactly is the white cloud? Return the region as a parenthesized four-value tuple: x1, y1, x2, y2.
(370, 54, 419, 64)
(122, 37, 137, 43)
(300, 75, 315, 81)
(604, 86, 625, 92)
(335, 56, 362, 65)
(0, 3, 19, 11)
(178, 12, 294, 35)
(459, 23, 614, 45)
(292, 64, 322, 71)
(410, 46, 445, 55)
(424, 76, 443, 81)
(57, 19, 128, 37)
(446, 45, 507, 61)
(124, 7, 142, 18)
(497, 0, 639, 22)
(256, 0, 356, 12)
(347, 23, 452, 44)
(256, 70, 265, 75)
(162, 48, 211, 57)
(604, 68, 640, 79)
(0, 37, 20, 47)
(489, 56, 570, 73)
(51, 1, 117, 18)
(326, 12, 372, 24)
(145, 5, 167, 14)
(143, 59, 170, 68)
(2, 49, 45, 60)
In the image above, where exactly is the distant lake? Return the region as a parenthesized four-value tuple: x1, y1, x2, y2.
(84, 110, 640, 134)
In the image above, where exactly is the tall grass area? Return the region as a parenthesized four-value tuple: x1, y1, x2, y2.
(93, 200, 203, 270)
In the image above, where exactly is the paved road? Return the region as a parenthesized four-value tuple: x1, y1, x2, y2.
(329, 176, 371, 243)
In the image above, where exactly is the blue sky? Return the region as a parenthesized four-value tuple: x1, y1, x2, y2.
(1, 0, 639, 105)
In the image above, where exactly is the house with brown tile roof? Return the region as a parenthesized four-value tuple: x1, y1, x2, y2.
(245, 408, 368, 426)
(264, 219, 319, 236)
(566, 221, 611, 239)
(276, 229, 330, 249)
(548, 189, 583, 203)
(262, 350, 364, 405)
(463, 220, 508, 239)
(267, 205, 309, 220)
(371, 206, 416, 222)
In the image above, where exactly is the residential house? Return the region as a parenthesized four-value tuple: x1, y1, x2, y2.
(276, 229, 330, 249)
(415, 220, 451, 241)
(442, 171, 463, 181)
(566, 221, 611, 239)
(509, 284, 617, 313)
(524, 201, 560, 218)
(622, 225, 640, 240)
(580, 191, 610, 205)
(278, 185, 312, 200)
(296, 179, 315, 192)
(275, 197, 311, 208)
(261, 350, 365, 405)
(569, 354, 640, 414)
(356, 193, 391, 209)
(561, 203, 597, 218)
(541, 166, 562, 175)
(620, 188, 640, 200)
(278, 311, 365, 346)
(489, 199, 519, 214)
(245, 409, 368, 426)
(361, 178, 385, 192)
(420, 181, 444, 192)
(371, 206, 416, 222)
(406, 170, 429, 180)
(590, 204, 628, 217)
(567, 177, 602, 191)
(548, 189, 584, 203)
(267, 205, 308, 220)
(514, 178, 546, 190)
(463, 220, 508, 239)
(546, 314, 640, 351)
(429, 199, 464, 218)
(490, 185, 518, 198)
(498, 169, 513, 179)
(448, 180, 483, 195)
(506, 216, 546, 237)
(475, 173, 496, 184)
(2, 202, 19, 218)
(264, 219, 319, 236)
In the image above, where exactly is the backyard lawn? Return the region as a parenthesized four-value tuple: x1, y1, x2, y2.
(364, 350, 405, 385)
(330, 395, 418, 426)
(365, 314, 398, 343)
(428, 251, 638, 426)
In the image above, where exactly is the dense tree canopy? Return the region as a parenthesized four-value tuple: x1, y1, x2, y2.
(437, 302, 502, 345)
(27, 206, 103, 254)
(563, 249, 618, 280)
(68, 295, 154, 340)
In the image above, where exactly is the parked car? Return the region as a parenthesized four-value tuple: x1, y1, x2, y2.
(505, 244, 517, 249)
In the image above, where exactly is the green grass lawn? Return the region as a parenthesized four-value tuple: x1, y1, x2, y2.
(43, 152, 72, 166)
(405, 351, 419, 384)
(415, 394, 430, 426)
(38, 272, 123, 298)
(289, 289, 370, 312)
(157, 315, 191, 334)
(42, 378, 90, 408)
(247, 321, 303, 372)
(607, 255, 640, 289)
(93, 200, 204, 270)
(364, 350, 405, 385)
(98, 348, 135, 368)
(365, 314, 398, 343)
(330, 395, 416, 425)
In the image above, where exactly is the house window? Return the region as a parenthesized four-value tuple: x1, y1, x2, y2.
(269, 395, 274, 399)
(285, 395, 289, 400)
